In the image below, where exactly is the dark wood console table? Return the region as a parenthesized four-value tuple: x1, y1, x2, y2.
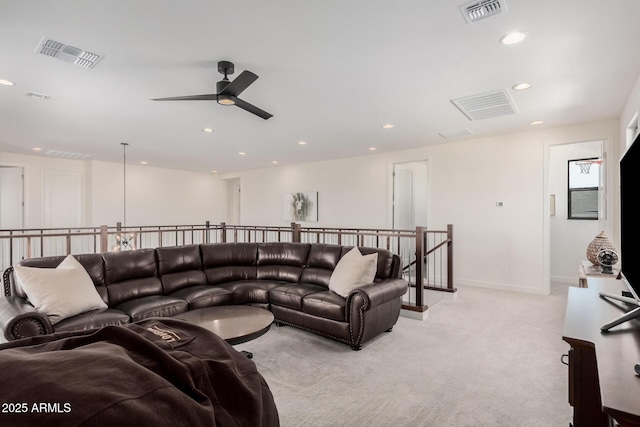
(563, 278, 640, 426)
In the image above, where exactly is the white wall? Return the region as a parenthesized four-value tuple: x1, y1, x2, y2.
(0, 152, 227, 228)
(549, 141, 603, 283)
(237, 156, 389, 228)
(0, 116, 621, 295)
(89, 161, 226, 226)
(228, 118, 618, 295)
(0, 152, 89, 228)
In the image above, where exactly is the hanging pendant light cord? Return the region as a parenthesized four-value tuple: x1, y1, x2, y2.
(121, 142, 128, 228)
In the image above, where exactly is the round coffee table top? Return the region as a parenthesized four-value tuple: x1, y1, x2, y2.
(174, 305, 274, 345)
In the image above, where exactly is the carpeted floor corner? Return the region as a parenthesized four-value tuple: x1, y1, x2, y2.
(235, 283, 573, 427)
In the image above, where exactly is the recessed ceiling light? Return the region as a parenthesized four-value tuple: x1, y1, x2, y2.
(238, 152, 246, 156)
(500, 31, 527, 45)
(513, 82, 532, 90)
(0, 79, 15, 86)
(298, 141, 307, 145)
(369, 147, 377, 151)
(529, 120, 544, 125)
(272, 160, 279, 164)
(211, 170, 218, 174)
(202, 128, 214, 133)
(140, 161, 148, 165)
(382, 124, 394, 129)
(32, 147, 43, 151)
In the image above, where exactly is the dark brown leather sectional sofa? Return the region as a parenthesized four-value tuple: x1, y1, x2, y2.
(0, 242, 408, 350)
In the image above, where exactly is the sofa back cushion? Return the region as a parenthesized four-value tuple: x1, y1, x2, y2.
(11, 254, 108, 303)
(300, 244, 343, 288)
(104, 249, 162, 306)
(257, 243, 310, 282)
(201, 243, 258, 285)
(342, 247, 397, 280)
(157, 245, 206, 294)
(13, 255, 108, 324)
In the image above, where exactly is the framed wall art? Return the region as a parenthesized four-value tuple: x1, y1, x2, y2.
(282, 192, 318, 222)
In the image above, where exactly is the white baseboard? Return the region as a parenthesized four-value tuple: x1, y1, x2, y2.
(454, 278, 549, 295)
(401, 309, 429, 321)
(551, 275, 578, 285)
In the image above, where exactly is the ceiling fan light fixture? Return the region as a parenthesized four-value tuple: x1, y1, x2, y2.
(217, 94, 236, 105)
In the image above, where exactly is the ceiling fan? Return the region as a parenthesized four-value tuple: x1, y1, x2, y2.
(151, 61, 272, 120)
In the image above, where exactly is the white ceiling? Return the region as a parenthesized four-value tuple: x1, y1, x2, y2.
(1, 0, 639, 174)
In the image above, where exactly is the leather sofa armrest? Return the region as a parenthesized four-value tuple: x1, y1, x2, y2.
(349, 279, 408, 310)
(0, 297, 53, 341)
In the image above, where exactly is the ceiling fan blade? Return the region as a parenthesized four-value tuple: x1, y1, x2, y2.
(219, 70, 258, 97)
(151, 94, 217, 101)
(234, 98, 273, 120)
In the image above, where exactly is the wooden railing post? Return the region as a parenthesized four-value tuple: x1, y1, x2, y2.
(221, 222, 227, 243)
(9, 231, 13, 266)
(205, 221, 210, 244)
(100, 225, 108, 253)
(415, 226, 425, 308)
(291, 223, 301, 242)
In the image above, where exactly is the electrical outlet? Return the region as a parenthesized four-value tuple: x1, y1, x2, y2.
(500, 266, 508, 275)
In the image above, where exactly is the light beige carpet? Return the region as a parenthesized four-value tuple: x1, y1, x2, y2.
(235, 283, 573, 427)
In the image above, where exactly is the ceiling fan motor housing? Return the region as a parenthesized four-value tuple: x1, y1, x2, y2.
(216, 80, 236, 105)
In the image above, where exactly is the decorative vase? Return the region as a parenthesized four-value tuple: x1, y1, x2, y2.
(586, 231, 616, 265)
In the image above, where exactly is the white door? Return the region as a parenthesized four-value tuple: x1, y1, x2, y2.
(0, 166, 24, 229)
(0, 166, 24, 269)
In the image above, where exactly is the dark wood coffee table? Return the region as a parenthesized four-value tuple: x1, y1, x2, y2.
(174, 305, 274, 358)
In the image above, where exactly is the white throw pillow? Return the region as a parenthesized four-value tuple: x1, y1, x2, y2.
(328, 247, 378, 298)
(14, 255, 107, 324)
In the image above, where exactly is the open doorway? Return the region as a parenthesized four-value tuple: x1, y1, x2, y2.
(392, 161, 428, 230)
(226, 178, 241, 225)
(549, 140, 604, 285)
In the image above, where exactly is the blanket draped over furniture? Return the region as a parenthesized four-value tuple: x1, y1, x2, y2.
(0, 318, 279, 427)
(0, 242, 408, 350)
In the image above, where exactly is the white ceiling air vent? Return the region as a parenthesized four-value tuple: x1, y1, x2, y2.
(25, 91, 51, 101)
(439, 128, 474, 139)
(460, 0, 506, 24)
(44, 150, 91, 160)
(35, 37, 103, 69)
(451, 89, 519, 121)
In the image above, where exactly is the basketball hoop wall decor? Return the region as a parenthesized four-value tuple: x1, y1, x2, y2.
(586, 231, 616, 265)
(574, 158, 602, 174)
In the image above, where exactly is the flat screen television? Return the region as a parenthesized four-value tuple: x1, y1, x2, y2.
(600, 130, 640, 331)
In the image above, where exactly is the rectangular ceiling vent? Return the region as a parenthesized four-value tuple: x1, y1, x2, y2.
(460, 0, 506, 23)
(439, 128, 474, 139)
(451, 89, 519, 121)
(35, 37, 104, 69)
(44, 150, 91, 160)
(24, 91, 51, 101)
